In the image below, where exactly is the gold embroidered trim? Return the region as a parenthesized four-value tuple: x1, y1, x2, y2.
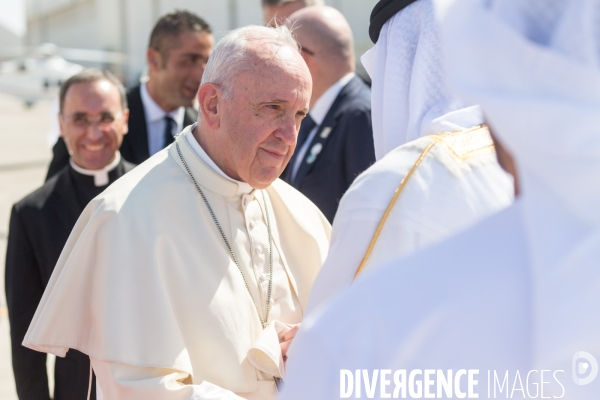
(352, 124, 496, 279)
(433, 124, 495, 162)
(353, 140, 438, 279)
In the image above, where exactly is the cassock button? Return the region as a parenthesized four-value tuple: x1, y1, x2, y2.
(269, 298, 277, 306)
(249, 220, 256, 229)
(255, 245, 263, 254)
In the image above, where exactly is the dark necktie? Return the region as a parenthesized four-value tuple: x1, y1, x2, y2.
(297, 114, 316, 149)
(287, 114, 317, 183)
(163, 116, 176, 148)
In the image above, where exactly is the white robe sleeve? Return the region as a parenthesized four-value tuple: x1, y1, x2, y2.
(277, 329, 340, 400)
(91, 357, 245, 400)
(304, 213, 420, 315)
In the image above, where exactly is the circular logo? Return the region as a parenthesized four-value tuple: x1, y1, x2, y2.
(572, 351, 599, 385)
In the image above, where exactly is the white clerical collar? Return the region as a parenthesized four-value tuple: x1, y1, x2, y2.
(69, 152, 121, 187)
(309, 72, 355, 125)
(140, 82, 185, 127)
(185, 128, 254, 196)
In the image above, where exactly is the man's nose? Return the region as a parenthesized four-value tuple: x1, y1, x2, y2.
(86, 123, 105, 140)
(276, 116, 298, 145)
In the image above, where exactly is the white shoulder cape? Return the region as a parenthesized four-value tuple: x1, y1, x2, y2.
(24, 132, 331, 393)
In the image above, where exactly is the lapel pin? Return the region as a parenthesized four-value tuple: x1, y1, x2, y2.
(320, 127, 332, 139)
(306, 143, 323, 164)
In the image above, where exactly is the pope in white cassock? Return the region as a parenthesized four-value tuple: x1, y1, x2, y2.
(23, 26, 331, 399)
(304, 0, 514, 314)
(280, 0, 600, 398)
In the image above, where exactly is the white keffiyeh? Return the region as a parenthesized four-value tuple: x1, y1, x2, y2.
(439, 0, 600, 393)
(361, 0, 482, 160)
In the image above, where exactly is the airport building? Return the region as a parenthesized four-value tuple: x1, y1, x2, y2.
(25, 0, 376, 85)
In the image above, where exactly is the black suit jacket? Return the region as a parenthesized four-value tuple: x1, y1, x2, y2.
(282, 76, 375, 222)
(5, 160, 134, 400)
(45, 84, 197, 180)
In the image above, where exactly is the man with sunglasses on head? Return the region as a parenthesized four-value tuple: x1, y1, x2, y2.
(5, 68, 135, 400)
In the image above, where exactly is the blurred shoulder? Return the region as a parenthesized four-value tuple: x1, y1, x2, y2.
(13, 166, 66, 214)
(122, 159, 136, 172)
(341, 76, 371, 110)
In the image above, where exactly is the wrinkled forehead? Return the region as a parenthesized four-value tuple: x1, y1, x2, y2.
(246, 38, 303, 67)
(233, 76, 309, 113)
(234, 41, 311, 95)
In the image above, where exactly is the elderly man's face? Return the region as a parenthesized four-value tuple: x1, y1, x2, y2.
(60, 80, 129, 170)
(263, 1, 306, 26)
(217, 51, 311, 188)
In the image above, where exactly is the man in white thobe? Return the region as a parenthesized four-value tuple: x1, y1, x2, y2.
(24, 25, 331, 399)
(303, 0, 514, 314)
(279, 0, 600, 398)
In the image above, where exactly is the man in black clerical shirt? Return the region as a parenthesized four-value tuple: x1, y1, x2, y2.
(5, 69, 135, 400)
(45, 10, 213, 179)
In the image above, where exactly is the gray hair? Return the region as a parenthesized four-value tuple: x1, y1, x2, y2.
(201, 25, 300, 99)
(59, 68, 127, 113)
(262, 0, 324, 7)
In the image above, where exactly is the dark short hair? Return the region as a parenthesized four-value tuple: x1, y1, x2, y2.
(59, 68, 127, 114)
(149, 10, 212, 62)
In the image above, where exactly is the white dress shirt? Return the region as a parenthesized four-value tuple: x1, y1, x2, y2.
(140, 82, 186, 155)
(290, 73, 355, 180)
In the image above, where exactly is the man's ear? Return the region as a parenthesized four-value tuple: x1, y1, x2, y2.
(197, 83, 221, 129)
(122, 108, 130, 135)
(58, 113, 66, 138)
(147, 48, 162, 73)
(58, 114, 73, 155)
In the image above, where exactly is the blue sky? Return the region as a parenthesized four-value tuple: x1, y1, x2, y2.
(0, 0, 26, 36)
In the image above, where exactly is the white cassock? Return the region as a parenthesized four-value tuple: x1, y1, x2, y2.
(304, 0, 514, 314)
(24, 125, 331, 399)
(280, 0, 600, 399)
